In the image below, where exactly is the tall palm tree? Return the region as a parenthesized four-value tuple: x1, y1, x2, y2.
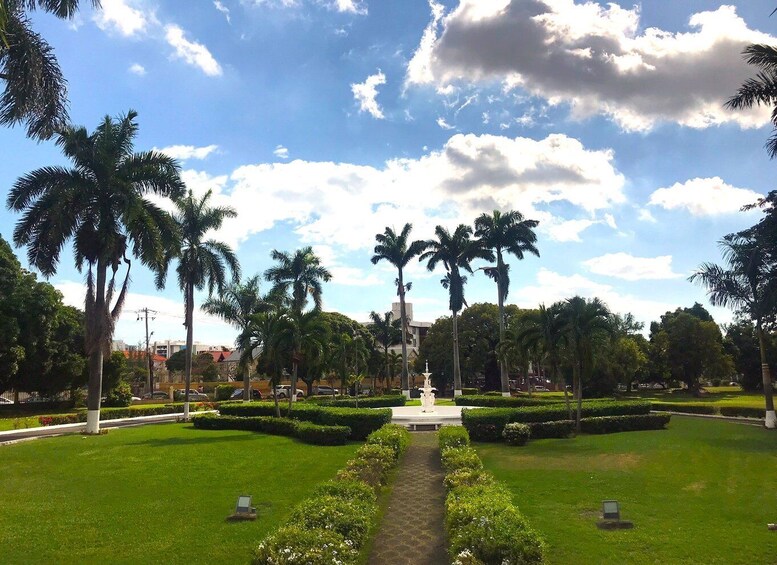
(560, 296, 612, 432)
(371, 223, 427, 397)
(158, 189, 240, 420)
(264, 247, 332, 316)
(272, 309, 329, 411)
(202, 275, 267, 402)
(242, 307, 284, 416)
(474, 210, 539, 396)
(420, 224, 493, 396)
(6, 109, 184, 433)
(690, 233, 777, 428)
(1, 0, 98, 139)
(368, 310, 402, 387)
(727, 44, 777, 158)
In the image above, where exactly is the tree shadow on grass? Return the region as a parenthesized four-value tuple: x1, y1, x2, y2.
(125, 433, 262, 448)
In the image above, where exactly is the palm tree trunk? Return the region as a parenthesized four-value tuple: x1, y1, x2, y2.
(453, 309, 462, 396)
(497, 258, 510, 397)
(86, 261, 108, 434)
(757, 323, 776, 428)
(272, 381, 281, 417)
(558, 365, 572, 420)
(385, 346, 390, 392)
(183, 283, 194, 421)
(243, 359, 251, 402)
(398, 269, 410, 398)
(574, 358, 582, 434)
(289, 359, 298, 413)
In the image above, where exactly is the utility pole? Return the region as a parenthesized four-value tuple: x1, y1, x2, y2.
(137, 308, 158, 394)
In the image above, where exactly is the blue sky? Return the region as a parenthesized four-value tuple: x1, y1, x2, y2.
(2, 0, 777, 347)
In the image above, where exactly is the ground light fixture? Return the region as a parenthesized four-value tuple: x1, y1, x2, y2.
(596, 499, 633, 530)
(228, 495, 257, 521)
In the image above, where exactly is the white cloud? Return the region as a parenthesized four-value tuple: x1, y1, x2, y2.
(176, 132, 624, 251)
(637, 208, 657, 223)
(93, 0, 148, 37)
(648, 177, 762, 216)
(583, 253, 683, 281)
(436, 117, 455, 130)
(128, 63, 146, 76)
(165, 25, 223, 77)
(543, 218, 598, 242)
(312, 245, 383, 287)
(330, 0, 366, 15)
(156, 144, 219, 160)
(274, 145, 290, 159)
(351, 71, 387, 119)
(214, 0, 231, 23)
(406, 1, 773, 131)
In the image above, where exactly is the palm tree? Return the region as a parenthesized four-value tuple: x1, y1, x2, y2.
(371, 224, 427, 397)
(242, 307, 284, 416)
(690, 233, 777, 428)
(387, 351, 402, 385)
(158, 189, 240, 420)
(272, 309, 329, 411)
(368, 310, 402, 387)
(560, 296, 612, 432)
(727, 44, 777, 158)
(202, 275, 267, 402)
(420, 224, 493, 396)
(6, 110, 184, 433)
(1, 0, 98, 139)
(264, 247, 332, 316)
(474, 210, 539, 396)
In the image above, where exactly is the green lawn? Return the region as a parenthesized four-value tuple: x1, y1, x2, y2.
(475, 416, 777, 564)
(528, 387, 768, 409)
(0, 423, 359, 564)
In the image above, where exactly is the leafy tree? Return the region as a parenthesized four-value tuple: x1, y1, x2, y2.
(367, 310, 402, 383)
(1, 0, 98, 139)
(165, 349, 187, 374)
(7, 110, 184, 432)
(691, 233, 776, 426)
(607, 336, 647, 392)
(724, 320, 777, 391)
(202, 275, 268, 401)
(416, 315, 453, 391)
(101, 350, 128, 397)
(560, 296, 613, 432)
(420, 224, 492, 396)
(474, 210, 539, 395)
(158, 189, 239, 419)
(0, 234, 25, 391)
(243, 307, 285, 416)
(371, 223, 427, 396)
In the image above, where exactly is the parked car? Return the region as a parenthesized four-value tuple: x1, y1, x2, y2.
(229, 388, 262, 401)
(273, 385, 304, 399)
(533, 386, 550, 392)
(314, 385, 339, 396)
(142, 391, 171, 400)
(131, 396, 142, 402)
(173, 389, 209, 402)
(0, 397, 12, 404)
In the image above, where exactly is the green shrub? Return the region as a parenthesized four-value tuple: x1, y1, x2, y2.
(191, 414, 350, 445)
(289, 495, 375, 550)
(294, 421, 351, 445)
(443, 468, 495, 491)
(456, 395, 549, 407)
(319, 396, 407, 408)
(252, 526, 357, 565)
(502, 423, 531, 446)
(354, 443, 395, 482)
(313, 480, 377, 506)
(439, 425, 470, 450)
(441, 447, 483, 473)
(365, 424, 410, 461)
(650, 402, 716, 415)
(461, 388, 479, 396)
(38, 413, 82, 426)
(579, 414, 671, 434)
(719, 406, 764, 418)
(460, 409, 512, 441)
(452, 549, 486, 565)
(527, 420, 575, 439)
(215, 385, 235, 401)
(104, 381, 133, 407)
(483, 391, 504, 396)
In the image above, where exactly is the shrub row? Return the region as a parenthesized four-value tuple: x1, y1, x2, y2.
(191, 413, 351, 445)
(651, 401, 764, 419)
(217, 402, 391, 440)
(579, 414, 671, 434)
(37, 403, 212, 426)
(455, 395, 551, 408)
(526, 420, 575, 439)
(439, 427, 546, 564)
(252, 424, 409, 564)
(439, 425, 470, 449)
(316, 395, 407, 408)
(461, 401, 651, 441)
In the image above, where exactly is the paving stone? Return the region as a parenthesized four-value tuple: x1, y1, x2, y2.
(368, 432, 448, 565)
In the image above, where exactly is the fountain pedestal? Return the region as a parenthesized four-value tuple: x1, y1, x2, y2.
(420, 362, 435, 413)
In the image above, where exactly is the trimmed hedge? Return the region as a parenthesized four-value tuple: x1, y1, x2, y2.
(719, 406, 764, 418)
(217, 402, 391, 440)
(650, 402, 715, 415)
(317, 396, 407, 408)
(215, 385, 235, 401)
(502, 423, 530, 446)
(439, 425, 470, 450)
(527, 420, 575, 439)
(252, 423, 408, 564)
(461, 401, 651, 441)
(191, 413, 350, 445)
(455, 395, 551, 408)
(38, 403, 212, 426)
(461, 388, 479, 396)
(440, 427, 545, 564)
(579, 414, 671, 434)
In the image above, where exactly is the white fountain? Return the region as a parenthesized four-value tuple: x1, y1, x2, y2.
(420, 361, 436, 413)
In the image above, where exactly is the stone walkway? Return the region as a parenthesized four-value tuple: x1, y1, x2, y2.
(368, 432, 448, 565)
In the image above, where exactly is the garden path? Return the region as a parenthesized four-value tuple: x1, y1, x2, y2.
(368, 431, 448, 565)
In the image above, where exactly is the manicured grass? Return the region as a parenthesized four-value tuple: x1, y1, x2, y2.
(0, 416, 41, 431)
(625, 387, 766, 409)
(0, 423, 359, 564)
(475, 416, 777, 564)
(405, 399, 455, 407)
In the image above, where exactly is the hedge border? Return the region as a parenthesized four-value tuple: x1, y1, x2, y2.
(191, 413, 350, 445)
